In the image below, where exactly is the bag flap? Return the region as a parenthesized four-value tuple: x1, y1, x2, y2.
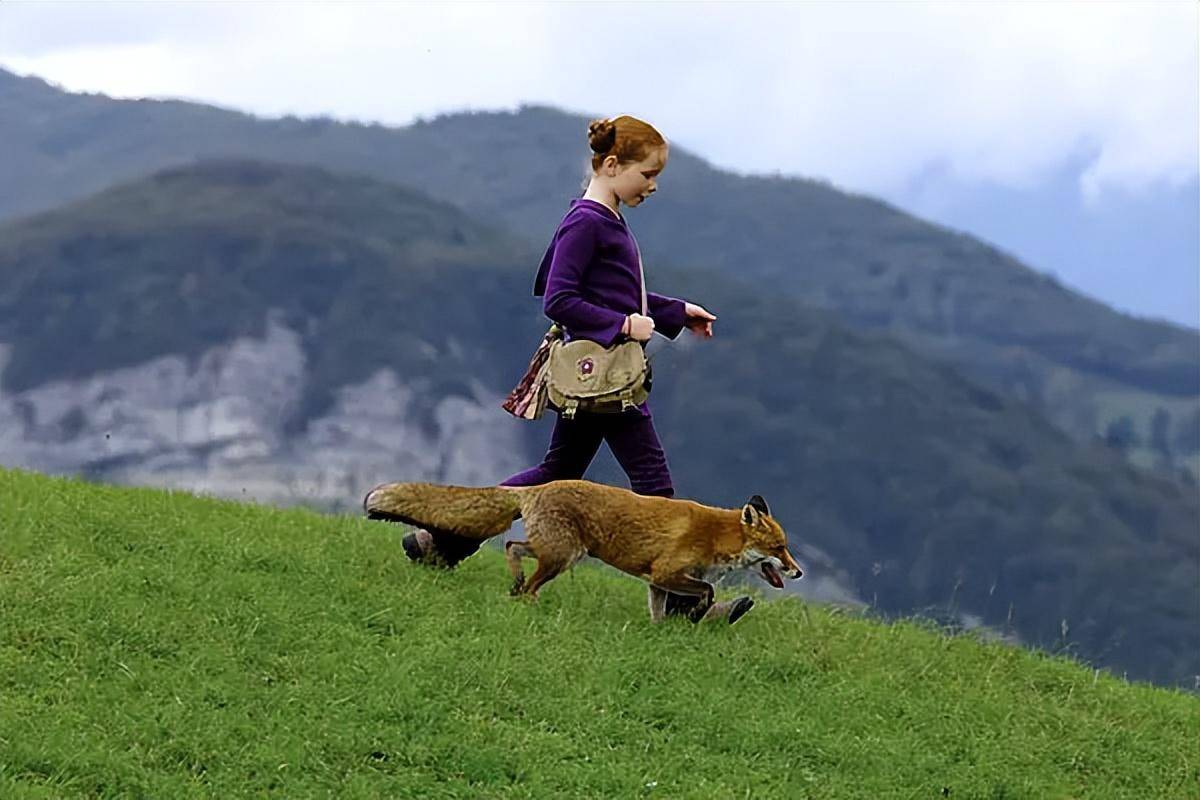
(547, 339, 646, 400)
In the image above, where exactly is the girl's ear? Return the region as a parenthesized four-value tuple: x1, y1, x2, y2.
(604, 154, 619, 175)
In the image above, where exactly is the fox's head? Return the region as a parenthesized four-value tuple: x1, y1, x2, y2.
(737, 495, 804, 589)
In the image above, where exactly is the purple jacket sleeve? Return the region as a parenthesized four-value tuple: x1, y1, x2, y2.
(543, 215, 629, 346)
(646, 292, 688, 340)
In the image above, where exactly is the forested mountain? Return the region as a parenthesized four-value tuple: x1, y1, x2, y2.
(0, 161, 1195, 686)
(1, 67, 1196, 478)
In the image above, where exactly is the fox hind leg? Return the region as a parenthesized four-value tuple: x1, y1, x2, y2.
(647, 585, 669, 623)
(522, 554, 570, 599)
(505, 540, 534, 596)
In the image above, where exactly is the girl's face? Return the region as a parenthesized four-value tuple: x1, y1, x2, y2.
(608, 145, 668, 208)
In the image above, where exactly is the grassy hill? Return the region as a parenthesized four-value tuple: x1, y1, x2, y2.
(1, 67, 1196, 477)
(0, 467, 1195, 798)
(1, 160, 1195, 687)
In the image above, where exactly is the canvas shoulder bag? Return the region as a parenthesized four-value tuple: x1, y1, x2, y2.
(501, 235, 651, 421)
(547, 236, 651, 419)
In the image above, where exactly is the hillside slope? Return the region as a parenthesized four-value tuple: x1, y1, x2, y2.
(1, 68, 1196, 475)
(0, 161, 1195, 687)
(0, 467, 1196, 799)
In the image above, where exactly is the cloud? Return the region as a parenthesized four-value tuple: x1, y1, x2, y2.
(1, 2, 1196, 201)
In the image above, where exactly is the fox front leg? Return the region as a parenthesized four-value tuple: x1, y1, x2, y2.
(647, 584, 669, 623)
(648, 584, 754, 625)
(649, 574, 715, 623)
(647, 584, 709, 623)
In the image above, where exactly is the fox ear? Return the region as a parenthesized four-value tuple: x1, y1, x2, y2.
(741, 504, 760, 526)
(747, 494, 770, 517)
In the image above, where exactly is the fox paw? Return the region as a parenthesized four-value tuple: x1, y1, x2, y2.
(509, 575, 526, 597)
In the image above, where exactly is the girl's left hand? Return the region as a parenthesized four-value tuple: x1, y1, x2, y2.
(684, 302, 716, 338)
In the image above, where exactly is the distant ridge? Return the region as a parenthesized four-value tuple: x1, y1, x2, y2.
(0, 66, 1195, 480)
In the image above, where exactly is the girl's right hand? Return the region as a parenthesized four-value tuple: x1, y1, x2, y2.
(625, 313, 655, 342)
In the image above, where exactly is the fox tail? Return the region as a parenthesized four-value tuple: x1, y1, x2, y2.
(362, 482, 524, 540)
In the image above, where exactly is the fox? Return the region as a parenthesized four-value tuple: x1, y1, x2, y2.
(362, 479, 804, 622)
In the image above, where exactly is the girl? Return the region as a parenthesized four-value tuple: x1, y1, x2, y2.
(404, 115, 751, 623)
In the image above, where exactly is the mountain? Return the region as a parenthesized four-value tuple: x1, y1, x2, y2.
(0, 161, 1195, 686)
(1, 67, 1196, 480)
(887, 151, 1200, 329)
(0, 158, 537, 397)
(0, 160, 545, 509)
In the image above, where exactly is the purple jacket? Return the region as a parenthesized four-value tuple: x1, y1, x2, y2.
(533, 198, 688, 347)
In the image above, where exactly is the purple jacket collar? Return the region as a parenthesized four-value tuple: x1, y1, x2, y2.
(533, 198, 627, 297)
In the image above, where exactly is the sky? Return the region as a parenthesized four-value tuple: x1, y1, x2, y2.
(1, 1, 1197, 326)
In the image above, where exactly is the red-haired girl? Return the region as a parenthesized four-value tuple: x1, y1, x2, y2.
(405, 115, 751, 624)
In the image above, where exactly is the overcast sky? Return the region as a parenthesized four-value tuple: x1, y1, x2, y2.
(1, 1, 1197, 322)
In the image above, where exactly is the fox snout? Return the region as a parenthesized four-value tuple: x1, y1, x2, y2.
(757, 553, 803, 589)
(781, 551, 804, 579)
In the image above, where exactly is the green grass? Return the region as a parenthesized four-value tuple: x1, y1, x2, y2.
(0, 468, 1196, 799)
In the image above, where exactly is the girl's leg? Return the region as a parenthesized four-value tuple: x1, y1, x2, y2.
(603, 411, 674, 498)
(405, 414, 605, 567)
(500, 413, 606, 487)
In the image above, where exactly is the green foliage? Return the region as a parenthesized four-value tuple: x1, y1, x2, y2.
(1, 467, 1196, 798)
(0, 161, 546, 421)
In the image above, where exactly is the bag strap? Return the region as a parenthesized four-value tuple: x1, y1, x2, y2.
(633, 231, 666, 362)
(631, 229, 647, 316)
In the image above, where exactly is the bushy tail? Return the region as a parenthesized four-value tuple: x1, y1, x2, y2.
(362, 482, 524, 540)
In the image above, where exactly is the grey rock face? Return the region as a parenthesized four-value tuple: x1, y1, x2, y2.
(0, 316, 528, 510)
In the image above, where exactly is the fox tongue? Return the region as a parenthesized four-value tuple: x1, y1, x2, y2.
(761, 561, 784, 589)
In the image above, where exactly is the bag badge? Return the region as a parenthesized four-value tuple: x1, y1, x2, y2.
(577, 357, 595, 380)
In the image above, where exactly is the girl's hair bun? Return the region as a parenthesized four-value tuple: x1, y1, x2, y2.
(587, 118, 617, 154)
(583, 115, 663, 175)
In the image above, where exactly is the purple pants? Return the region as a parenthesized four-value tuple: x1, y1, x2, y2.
(421, 409, 674, 568)
(501, 409, 674, 496)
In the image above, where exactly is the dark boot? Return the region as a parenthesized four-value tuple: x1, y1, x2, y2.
(401, 528, 484, 569)
(663, 591, 708, 621)
(662, 592, 755, 624)
(724, 596, 756, 625)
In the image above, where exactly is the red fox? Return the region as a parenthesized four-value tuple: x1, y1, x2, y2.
(362, 479, 803, 622)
